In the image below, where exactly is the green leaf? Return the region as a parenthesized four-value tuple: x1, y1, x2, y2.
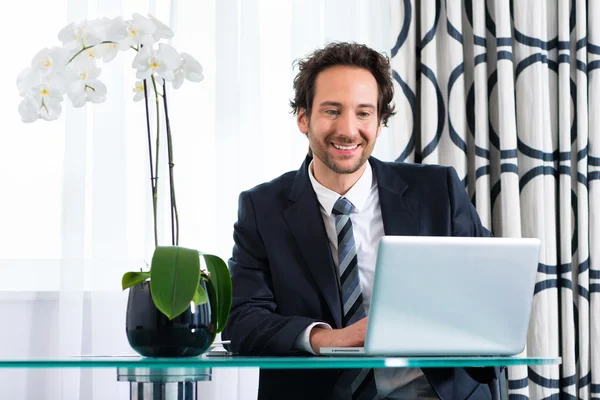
(121, 271, 150, 290)
(150, 246, 201, 320)
(200, 253, 232, 333)
(192, 281, 208, 305)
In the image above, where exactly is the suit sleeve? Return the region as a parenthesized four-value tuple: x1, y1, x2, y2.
(221, 191, 320, 356)
(447, 166, 503, 383)
(446, 166, 492, 238)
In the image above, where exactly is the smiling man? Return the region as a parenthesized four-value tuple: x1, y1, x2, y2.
(222, 42, 498, 399)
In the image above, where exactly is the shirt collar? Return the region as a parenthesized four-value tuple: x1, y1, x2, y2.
(308, 159, 374, 215)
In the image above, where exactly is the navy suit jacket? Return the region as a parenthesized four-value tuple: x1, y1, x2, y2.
(222, 156, 498, 400)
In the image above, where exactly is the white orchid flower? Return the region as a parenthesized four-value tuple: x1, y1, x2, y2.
(132, 43, 180, 81)
(19, 75, 65, 122)
(172, 53, 204, 89)
(132, 77, 161, 101)
(85, 41, 121, 63)
(17, 68, 41, 96)
(31, 47, 69, 77)
(41, 101, 62, 121)
(66, 58, 107, 107)
(103, 16, 128, 41)
(120, 13, 156, 50)
(18, 97, 41, 123)
(80, 46, 101, 62)
(16, 67, 65, 99)
(58, 20, 104, 50)
(27, 74, 66, 104)
(148, 14, 174, 41)
(100, 16, 128, 61)
(94, 42, 118, 62)
(19, 95, 63, 122)
(132, 80, 147, 102)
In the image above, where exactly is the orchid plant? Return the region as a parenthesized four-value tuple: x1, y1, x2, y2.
(17, 13, 231, 333)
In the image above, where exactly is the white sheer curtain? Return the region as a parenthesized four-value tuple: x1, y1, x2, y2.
(0, 0, 394, 398)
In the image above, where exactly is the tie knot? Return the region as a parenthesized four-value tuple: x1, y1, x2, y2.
(332, 197, 353, 216)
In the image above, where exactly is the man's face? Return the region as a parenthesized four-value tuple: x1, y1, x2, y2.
(297, 65, 382, 175)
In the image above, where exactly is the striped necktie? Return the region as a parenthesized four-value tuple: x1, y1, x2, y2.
(332, 197, 377, 399)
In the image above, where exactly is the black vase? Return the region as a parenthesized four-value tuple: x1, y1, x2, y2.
(126, 281, 215, 357)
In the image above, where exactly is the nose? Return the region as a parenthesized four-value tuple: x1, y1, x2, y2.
(335, 112, 359, 139)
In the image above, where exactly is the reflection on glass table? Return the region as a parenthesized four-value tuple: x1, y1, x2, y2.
(0, 354, 561, 400)
(0, 354, 561, 369)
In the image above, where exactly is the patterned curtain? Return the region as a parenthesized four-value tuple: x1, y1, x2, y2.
(390, 0, 598, 398)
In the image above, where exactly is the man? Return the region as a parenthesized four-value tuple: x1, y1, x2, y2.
(222, 42, 498, 399)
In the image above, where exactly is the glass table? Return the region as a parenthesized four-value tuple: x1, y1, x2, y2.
(1, 354, 561, 399)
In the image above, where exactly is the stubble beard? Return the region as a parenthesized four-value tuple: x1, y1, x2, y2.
(309, 133, 369, 175)
(316, 150, 368, 175)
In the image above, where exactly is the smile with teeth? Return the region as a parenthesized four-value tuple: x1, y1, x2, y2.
(332, 143, 359, 150)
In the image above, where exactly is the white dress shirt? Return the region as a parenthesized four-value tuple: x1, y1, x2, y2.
(293, 160, 437, 399)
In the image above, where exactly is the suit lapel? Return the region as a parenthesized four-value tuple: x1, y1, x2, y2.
(282, 157, 343, 328)
(370, 158, 420, 236)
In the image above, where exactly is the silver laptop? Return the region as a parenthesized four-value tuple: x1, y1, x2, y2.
(321, 235, 541, 356)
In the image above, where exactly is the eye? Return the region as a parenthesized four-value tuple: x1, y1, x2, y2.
(325, 109, 339, 116)
(358, 111, 371, 118)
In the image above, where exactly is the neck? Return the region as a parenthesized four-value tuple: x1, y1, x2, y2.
(311, 159, 367, 196)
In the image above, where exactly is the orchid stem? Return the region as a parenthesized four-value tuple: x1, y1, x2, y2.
(143, 79, 158, 248)
(68, 41, 116, 64)
(151, 76, 161, 247)
(162, 81, 178, 246)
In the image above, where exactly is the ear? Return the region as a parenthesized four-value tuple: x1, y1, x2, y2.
(376, 120, 382, 138)
(297, 108, 309, 134)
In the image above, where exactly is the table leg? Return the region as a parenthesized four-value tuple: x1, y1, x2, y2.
(130, 382, 198, 400)
(117, 367, 211, 400)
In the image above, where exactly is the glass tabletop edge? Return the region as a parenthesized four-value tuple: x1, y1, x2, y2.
(0, 356, 562, 369)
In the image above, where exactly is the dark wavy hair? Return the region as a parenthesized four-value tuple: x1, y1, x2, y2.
(290, 42, 396, 127)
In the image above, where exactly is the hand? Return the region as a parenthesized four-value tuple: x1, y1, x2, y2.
(309, 318, 368, 354)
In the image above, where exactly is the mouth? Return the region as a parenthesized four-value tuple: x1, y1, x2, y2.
(331, 142, 360, 154)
